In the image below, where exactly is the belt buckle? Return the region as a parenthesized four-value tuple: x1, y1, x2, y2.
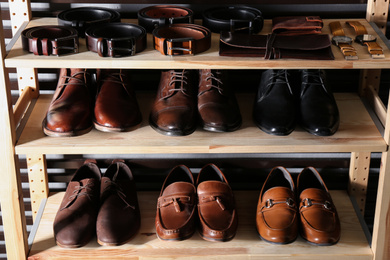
(164, 37, 194, 55)
(53, 35, 79, 56)
(98, 38, 136, 57)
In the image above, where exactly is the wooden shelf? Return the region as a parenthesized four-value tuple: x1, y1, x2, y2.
(15, 92, 386, 155)
(27, 190, 372, 260)
(5, 18, 390, 69)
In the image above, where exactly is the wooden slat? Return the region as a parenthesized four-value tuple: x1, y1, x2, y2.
(13, 85, 33, 127)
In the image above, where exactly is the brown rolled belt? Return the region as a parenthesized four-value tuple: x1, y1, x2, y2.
(153, 23, 211, 55)
(85, 22, 147, 57)
(21, 25, 79, 56)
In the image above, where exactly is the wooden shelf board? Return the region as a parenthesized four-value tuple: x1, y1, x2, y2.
(15, 92, 386, 155)
(27, 190, 372, 260)
(6, 18, 390, 69)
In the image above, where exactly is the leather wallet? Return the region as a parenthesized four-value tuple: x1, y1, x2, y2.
(219, 32, 334, 60)
(272, 16, 323, 35)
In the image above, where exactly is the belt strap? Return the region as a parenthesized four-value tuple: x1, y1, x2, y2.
(21, 25, 79, 56)
(85, 22, 147, 57)
(138, 5, 194, 33)
(153, 23, 211, 55)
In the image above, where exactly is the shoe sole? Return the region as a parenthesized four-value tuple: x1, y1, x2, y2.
(202, 118, 242, 133)
(42, 118, 93, 137)
(93, 121, 141, 133)
(198, 231, 235, 242)
(149, 117, 196, 136)
(156, 230, 195, 241)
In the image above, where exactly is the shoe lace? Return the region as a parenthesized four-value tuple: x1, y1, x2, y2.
(165, 70, 190, 97)
(100, 70, 132, 97)
(301, 70, 326, 95)
(59, 71, 89, 88)
(61, 181, 95, 210)
(198, 70, 224, 96)
(266, 69, 293, 94)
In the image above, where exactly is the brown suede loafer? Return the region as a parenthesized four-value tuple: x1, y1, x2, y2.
(297, 167, 341, 246)
(197, 163, 238, 242)
(156, 165, 196, 241)
(53, 159, 101, 248)
(96, 160, 140, 246)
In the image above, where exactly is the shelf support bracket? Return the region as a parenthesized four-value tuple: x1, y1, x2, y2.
(349, 152, 370, 215)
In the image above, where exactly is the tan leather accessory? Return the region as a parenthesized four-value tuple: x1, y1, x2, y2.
(153, 23, 211, 55)
(329, 21, 358, 60)
(346, 20, 384, 59)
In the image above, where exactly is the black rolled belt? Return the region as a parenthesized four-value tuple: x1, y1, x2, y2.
(138, 5, 194, 33)
(202, 6, 264, 34)
(21, 25, 79, 56)
(85, 23, 147, 57)
(58, 7, 121, 36)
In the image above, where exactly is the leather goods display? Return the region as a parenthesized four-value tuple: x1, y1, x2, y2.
(219, 31, 334, 60)
(57, 7, 121, 36)
(97, 160, 140, 246)
(85, 22, 147, 57)
(297, 167, 341, 245)
(256, 166, 298, 244)
(153, 24, 211, 55)
(202, 6, 263, 34)
(272, 16, 323, 35)
(155, 165, 197, 241)
(346, 20, 385, 59)
(42, 68, 94, 137)
(53, 160, 101, 248)
(21, 25, 79, 56)
(94, 69, 142, 132)
(149, 69, 198, 136)
(197, 163, 238, 242)
(198, 69, 242, 132)
(329, 21, 358, 60)
(138, 5, 194, 33)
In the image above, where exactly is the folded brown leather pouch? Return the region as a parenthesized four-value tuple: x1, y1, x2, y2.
(272, 16, 323, 35)
(219, 32, 334, 60)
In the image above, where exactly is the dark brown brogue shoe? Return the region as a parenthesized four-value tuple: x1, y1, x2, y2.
(149, 69, 197, 136)
(43, 68, 94, 137)
(198, 69, 242, 132)
(96, 160, 140, 246)
(197, 163, 238, 242)
(297, 167, 341, 246)
(256, 166, 298, 244)
(94, 69, 142, 132)
(156, 165, 196, 241)
(53, 160, 101, 248)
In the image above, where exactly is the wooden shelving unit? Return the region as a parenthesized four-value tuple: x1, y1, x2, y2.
(1, 1, 390, 259)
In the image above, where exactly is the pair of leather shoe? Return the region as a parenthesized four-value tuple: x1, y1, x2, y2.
(253, 69, 339, 136)
(256, 166, 340, 245)
(53, 159, 140, 247)
(43, 68, 142, 136)
(156, 164, 238, 242)
(149, 69, 242, 136)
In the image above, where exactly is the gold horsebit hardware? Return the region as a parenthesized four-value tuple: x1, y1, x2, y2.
(265, 198, 295, 208)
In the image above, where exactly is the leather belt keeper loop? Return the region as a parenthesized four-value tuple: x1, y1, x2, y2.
(85, 23, 147, 57)
(153, 23, 211, 55)
(21, 25, 79, 56)
(58, 7, 121, 37)
(202, 6, 263, 34)
(138, 5, 194, 33)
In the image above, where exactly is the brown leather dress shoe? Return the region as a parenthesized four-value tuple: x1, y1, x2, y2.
(94, 69, 142, 132)
(96, 160, 140, 246)
(43, 68, 94, 137)
(297, 167, 341, 246)
(149, 69, 197, 136)
(155, 165, 196, 241)
(196, 164, 237, 242)
(53, 160, 101, 248)
(256, 166, 298, 244)
(198, 69, 242, 132)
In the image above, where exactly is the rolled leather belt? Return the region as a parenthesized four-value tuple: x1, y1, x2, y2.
(202, 6, 264, 34)
(21, 25, 79, 56)
(153, 23, 211, 55)
(85, 23, 147, 57)
(58, 7, 121, 36)
(138, 5, 194, 33)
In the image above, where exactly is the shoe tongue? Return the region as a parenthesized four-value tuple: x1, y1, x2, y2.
(163, 181, 195, 195)
(197, 181, 230, 195)
(262, 187, 293, 201)
(300, 188, 328, 200)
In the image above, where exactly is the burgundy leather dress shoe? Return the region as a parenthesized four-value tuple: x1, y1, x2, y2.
(198, 69, 242, 132)
(256, 166, 298, 244)
(96, 160, 140, 246)
(197, 164, 237, 242)
(149, 69, 197, 136)
(53, 160, 101, 248)
(94, 69, 142, 132)
(297, 167, 341, 245)
(156, 165, 196, 241)
(43, 68, 94, 137)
